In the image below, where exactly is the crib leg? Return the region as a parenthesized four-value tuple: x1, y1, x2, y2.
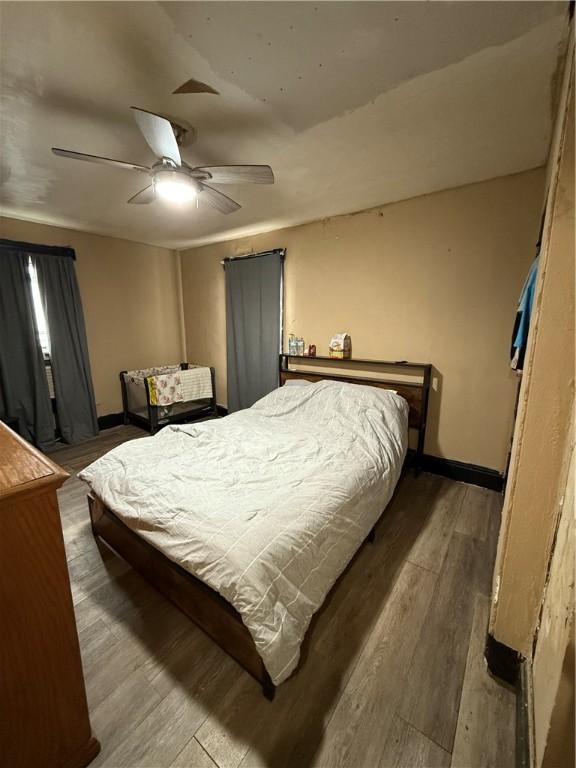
(210, 367, 218, 417)
(149, 405, 159, 435)
(262, 674, 276, 701)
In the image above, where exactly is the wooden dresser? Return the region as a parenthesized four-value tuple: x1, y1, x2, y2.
(0, 422, 99, 768)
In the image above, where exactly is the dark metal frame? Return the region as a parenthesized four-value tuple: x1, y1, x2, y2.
(220, 247, 286, 266)
(120, 363, 217, 435)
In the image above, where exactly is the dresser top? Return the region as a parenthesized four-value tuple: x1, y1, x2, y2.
(0, 422, 69, 502)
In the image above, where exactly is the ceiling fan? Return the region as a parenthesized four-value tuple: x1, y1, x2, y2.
(51, 107, 274, 213)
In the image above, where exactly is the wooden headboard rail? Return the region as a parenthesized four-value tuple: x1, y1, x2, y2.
(279, 354, 432, 472)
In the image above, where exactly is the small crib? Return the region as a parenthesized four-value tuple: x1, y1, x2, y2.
(120, 363, 217, 434)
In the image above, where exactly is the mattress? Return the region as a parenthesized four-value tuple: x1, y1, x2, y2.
(79, 381, 408, 684)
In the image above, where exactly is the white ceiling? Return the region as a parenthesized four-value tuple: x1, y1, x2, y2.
(0, 1, 569, 249)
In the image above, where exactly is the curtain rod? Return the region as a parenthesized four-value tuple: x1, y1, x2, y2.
(221, 248, 285, 266)
(0, 238, 76, 260)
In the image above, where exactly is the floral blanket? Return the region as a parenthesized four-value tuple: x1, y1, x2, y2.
(147, 367, 213, 406)
(147, 371, 184, 406)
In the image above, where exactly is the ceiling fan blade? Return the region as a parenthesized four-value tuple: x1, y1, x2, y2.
(131, 107, 181, 165)
(127, 185, 156, 204)
(195, 165, 274, 184)
(173, 78, 219, 95)
(52, 148, 150, 173)
(199, 183, 241, 214)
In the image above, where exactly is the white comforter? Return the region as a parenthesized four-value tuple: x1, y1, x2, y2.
(79, 381, 408, 684)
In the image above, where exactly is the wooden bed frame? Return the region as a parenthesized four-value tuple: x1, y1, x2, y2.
(89, 357, 432, 700)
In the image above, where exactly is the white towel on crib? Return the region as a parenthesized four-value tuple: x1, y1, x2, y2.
(181, 366, 213, 401)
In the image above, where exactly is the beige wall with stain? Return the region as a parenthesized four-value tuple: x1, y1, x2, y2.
(0, 216, 185, 417)
(180, 169, 545, 472)
(488, 39, 574, 768)
(541, 619, 575, 768)
(489, 68, 574, 657)
(533, 430, 575, 767)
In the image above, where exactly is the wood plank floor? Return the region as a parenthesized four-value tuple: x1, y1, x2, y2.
(50, 426, 516, 768)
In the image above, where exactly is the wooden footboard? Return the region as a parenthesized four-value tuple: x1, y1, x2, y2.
(87, 494, 276, 700)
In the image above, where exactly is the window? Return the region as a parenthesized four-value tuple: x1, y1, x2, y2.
(27, 258, 50, 355)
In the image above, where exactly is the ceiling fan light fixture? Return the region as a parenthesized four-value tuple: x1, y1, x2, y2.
(52, 107, 273, 214)
(154, 170, 197, 203)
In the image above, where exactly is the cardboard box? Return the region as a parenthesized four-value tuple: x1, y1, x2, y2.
(329, 333, 351, 359)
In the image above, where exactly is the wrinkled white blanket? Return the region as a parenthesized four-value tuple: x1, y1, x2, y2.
(79, 381, 408, 683)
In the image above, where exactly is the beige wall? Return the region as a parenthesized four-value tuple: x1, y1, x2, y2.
(533, 431, 575, 767)
(541, 619, 575, 768)
(0, 216, 184, 416)
(489, 66, 574, 657)
(488, 40, 574, 768)
(181, 168, 545, 472)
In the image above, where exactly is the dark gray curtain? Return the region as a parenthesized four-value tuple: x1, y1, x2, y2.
(225, 250, 283, 412)
(0, 250, 54, 447)
(34, 252, 98, 444)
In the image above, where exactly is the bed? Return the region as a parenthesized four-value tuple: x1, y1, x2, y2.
(81, 358, 431, 699)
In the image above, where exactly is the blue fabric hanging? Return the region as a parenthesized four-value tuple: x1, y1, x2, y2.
(511, 257, 539, 371)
